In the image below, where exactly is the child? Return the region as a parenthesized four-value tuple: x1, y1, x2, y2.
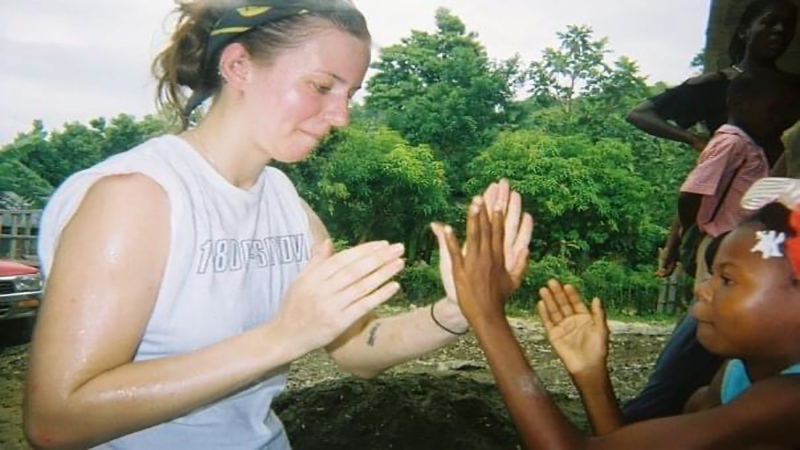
(443, 192, 800, 448)
(625, 68, 800, 423)
(679, 68, 800, 282)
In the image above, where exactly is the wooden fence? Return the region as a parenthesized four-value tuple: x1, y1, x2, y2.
(0, 210, 42, 266)
(656, 269, 694, 315)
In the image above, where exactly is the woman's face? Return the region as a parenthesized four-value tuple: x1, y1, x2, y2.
(692, 225, 800, 359)
(744, 2, 798, 61)
(239, 27, 371, 163)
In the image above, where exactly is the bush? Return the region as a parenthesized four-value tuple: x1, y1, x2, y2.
(509, 256, 660, 315)
(582, 260, 660, 314)
(397, 262, 443, 303)
(511, 255, 582, 310)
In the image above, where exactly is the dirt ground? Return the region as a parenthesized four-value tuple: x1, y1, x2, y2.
(0, 311, 672, 450)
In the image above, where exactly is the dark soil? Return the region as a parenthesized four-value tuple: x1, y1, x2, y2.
(0, 314, 671, 450)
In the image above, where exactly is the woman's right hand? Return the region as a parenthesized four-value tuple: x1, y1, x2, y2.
(273, 240, 405, 355)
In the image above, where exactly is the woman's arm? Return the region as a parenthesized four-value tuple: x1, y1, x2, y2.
(305, 181, 533, 378)
(299, 199, 468, 378)
(25, 174, 405, 449)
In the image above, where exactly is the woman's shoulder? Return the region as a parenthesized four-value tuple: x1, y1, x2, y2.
(262, 165, 301, 196)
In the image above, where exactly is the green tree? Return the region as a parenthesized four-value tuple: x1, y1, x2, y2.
(1, 115, 173, 202)
(0, 125, 54, 206)
(690, 51, 705, 71)
(466, 130, 662, 266)
(527, 25, 610, 112)
(279, 126, 452, 263)
(520, 25, 696, 229)
(17, 121, 104, 188)
(99, 114, 171, 159)
(366, 8, 523, 189)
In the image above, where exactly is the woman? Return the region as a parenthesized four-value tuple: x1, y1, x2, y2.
(22, 1, 533, 448)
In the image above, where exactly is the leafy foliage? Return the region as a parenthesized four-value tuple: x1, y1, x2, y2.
(527, 25, 610, 112)
(466, 130, 662, 267)
(0, 115, 172, 207)
(278, 127, 452, 263)
(365, 8, 524, 190)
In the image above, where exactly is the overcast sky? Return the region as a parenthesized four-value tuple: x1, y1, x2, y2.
(0, 0, 711, 145)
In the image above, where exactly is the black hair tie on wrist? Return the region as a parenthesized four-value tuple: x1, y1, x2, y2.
(430, 303, 468, 336)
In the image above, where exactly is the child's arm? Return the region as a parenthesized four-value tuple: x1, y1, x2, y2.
(443, 200, 583, 449)
(538, 281, 623, 435)
(656, 216, 681, 278)
(677, 191, 702, 231)
(683, 360, 726, 414)
(445, 197, 800, 449)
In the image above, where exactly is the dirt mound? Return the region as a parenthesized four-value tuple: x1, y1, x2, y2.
(274, 373, 523, 450)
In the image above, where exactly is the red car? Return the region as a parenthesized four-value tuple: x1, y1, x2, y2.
(0, 259, 43, 339)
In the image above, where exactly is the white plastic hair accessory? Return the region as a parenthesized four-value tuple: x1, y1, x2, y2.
(741, 178, 800, 211)
(751, 230, 786, 259)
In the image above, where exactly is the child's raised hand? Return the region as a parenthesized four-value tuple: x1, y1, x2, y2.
(537, 280, 609, 376)
(431, 180, 533, 303)
(443, 196, 514, 324)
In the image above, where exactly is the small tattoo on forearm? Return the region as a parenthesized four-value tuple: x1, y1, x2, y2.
(367, 323, 382, 347)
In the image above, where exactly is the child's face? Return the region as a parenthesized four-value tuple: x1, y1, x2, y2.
(692, 225, 800, 359)
(744, 2, 797, 61)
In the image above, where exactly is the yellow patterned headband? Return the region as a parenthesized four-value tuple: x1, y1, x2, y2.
(185, 1, 356, 117)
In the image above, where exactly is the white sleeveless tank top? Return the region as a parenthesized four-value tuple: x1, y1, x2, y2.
(38, 135, 312, 449)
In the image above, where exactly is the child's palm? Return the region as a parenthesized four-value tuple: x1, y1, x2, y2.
(538, 281, 609, 376)
(546, 313, 606, 375)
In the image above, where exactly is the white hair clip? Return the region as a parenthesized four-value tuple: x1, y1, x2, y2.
(751, 230, 786, 259)
(741, 178, 800, 211)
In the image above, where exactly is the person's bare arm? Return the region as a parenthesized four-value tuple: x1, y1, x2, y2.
(626, 73, 729, 152)
(444, 199, 584, 449)
(683, 361, 726, 414)
(656, 215, 682, 278)
(309, 181, 533, 379)
(444, 199, 800, 449)
(538, 281, 623, 435)
(678, 192, 702, 232)
(627, 99, 708, 152)
(298, 198, 469, 377)
(25, 175, 404, 449)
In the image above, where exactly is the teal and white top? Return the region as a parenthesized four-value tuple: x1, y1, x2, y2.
(721, 359, 800, 404)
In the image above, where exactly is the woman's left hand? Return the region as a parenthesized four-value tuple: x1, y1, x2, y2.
(432, 180, 532, 305)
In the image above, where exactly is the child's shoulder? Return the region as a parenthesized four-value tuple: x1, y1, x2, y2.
(684, 71, 730, 87)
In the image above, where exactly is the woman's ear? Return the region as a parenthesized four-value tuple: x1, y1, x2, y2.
(218, 43, 254, 90)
